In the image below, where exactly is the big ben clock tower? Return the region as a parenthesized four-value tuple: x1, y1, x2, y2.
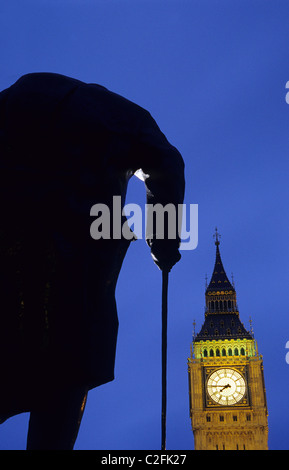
(188, 230, 268, 450)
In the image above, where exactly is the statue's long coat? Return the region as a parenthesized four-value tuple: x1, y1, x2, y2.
(0, 73, 184, 415)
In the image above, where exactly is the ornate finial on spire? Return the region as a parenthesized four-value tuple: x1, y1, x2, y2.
(205, 273, 208, 289)
(213, 227, 221, 246)
(192, 320, 196, 340)
(231, 272, 235, 288)
(249, 317, 254, 337)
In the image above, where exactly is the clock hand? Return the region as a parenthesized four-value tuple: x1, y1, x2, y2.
(219, 384, 231, 392)
(212, 384, 231, 387)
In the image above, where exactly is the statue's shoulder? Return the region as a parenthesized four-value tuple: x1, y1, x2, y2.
(13, 72, 83, 87)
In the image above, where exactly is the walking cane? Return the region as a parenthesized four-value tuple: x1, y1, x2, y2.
(161, 268, 169, 451)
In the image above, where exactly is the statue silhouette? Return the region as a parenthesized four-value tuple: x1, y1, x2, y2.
(0, 73, 185, 449)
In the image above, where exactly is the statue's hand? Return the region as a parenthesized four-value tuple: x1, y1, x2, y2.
(148, 239, 181, 272)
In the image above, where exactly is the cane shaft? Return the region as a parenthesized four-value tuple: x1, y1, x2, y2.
(161, 269, 169, 451)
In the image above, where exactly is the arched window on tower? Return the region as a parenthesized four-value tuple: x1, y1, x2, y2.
(234, 348, 239, 356)
(240, 348, 245, 356)
(209, 349, 214, 357)
(228, 348, 232, 356)
(222, 348, 226, 356)
(203, 349, 208, 357)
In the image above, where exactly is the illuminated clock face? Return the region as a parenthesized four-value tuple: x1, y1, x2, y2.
(207, 368, 246, 406)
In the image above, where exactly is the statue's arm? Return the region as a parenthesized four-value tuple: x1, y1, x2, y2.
(131, 110, 185, 270)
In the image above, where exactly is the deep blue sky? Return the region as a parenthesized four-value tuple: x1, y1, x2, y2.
(0, 0, 288, 450)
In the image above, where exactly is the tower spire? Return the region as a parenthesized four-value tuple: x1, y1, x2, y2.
(197, 229, 252, 338)
(206, 229, 234, 295)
